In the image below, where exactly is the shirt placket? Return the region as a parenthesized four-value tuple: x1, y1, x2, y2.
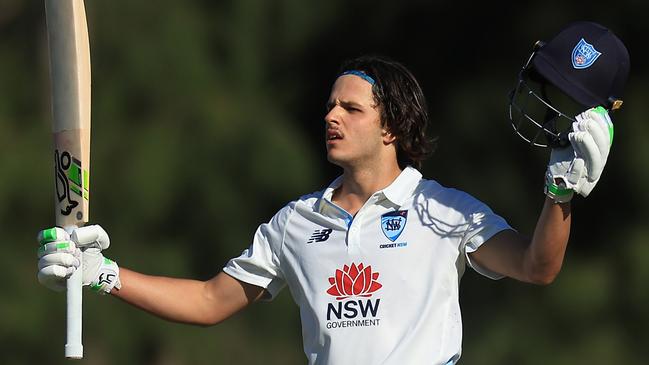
(346, 194, 381, 255)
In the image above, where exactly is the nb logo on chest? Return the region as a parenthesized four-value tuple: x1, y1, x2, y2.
(307, 228, 332, 244)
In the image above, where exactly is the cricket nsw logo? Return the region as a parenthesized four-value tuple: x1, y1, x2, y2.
(326, 262, 382, 300)
(572, 38, 602, 69)
(381, 210, 408, 241)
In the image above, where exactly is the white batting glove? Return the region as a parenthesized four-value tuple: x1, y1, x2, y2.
(569, 107, 614, 196)
(545, 106, 614, 202)
(37, 225, 121, 294)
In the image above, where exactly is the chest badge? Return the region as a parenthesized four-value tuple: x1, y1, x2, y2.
(381, 210, 408, 241)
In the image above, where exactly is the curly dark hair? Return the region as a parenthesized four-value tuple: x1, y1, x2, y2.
(339, 55, 436, 170)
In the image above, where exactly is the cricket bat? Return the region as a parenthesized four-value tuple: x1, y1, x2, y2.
(44, 0, 91, 359)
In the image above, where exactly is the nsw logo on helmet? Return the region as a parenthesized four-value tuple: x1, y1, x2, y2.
(572, 38, 602, 69)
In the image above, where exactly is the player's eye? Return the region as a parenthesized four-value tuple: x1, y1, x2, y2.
(346, 106, 361, 113)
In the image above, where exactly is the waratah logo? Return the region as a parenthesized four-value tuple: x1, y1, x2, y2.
(326, 263, 382, 300)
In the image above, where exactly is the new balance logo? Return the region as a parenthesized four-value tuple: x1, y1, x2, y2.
(307, 228, 332, 243)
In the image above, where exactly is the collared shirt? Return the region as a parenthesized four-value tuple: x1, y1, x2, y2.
(223, 166, 511, 365)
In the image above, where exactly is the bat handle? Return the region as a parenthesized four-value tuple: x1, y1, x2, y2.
(64, 225, 83, 359)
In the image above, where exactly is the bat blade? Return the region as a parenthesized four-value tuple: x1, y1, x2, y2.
(44, 0, 91, 359)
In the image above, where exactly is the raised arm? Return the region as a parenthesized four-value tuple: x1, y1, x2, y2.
(469, 107, 613, 284)
(469, 199, 570, 285)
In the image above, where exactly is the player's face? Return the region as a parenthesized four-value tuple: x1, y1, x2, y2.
(324, 75, 394, 168)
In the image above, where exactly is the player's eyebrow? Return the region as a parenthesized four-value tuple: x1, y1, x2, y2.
(326, 99, 366, 111)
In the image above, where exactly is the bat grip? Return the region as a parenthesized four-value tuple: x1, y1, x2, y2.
(65, 225, 83, 359)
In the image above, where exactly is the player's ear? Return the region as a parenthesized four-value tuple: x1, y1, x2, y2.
(381, 127, 396, 144)
(381, 130, 397, 145)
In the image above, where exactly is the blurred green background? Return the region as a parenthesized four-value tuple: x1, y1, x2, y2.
(1, 0, 647, 364)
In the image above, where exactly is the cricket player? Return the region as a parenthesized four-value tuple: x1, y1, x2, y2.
(37, 21, 628, 364)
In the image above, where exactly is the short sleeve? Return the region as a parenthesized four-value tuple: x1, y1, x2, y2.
(222, 203, 294, 300)
(461, 204, 512, 280)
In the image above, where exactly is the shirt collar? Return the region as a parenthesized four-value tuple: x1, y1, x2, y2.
(317, 166, 423, 212)
(382, 166, 423, 205)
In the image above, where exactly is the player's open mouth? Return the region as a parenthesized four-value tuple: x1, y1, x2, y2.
(327, 130, 343, 141)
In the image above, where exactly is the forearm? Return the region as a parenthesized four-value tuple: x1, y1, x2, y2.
(524, 197, 571, 284)
(111, 268, 251, 326)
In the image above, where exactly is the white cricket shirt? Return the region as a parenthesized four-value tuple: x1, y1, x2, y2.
(224, 166, 511, 365)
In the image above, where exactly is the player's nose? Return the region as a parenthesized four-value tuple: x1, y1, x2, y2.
(324, 106, 341, 125)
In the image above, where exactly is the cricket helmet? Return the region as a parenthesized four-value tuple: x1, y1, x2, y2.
(508, 21, 630, 147)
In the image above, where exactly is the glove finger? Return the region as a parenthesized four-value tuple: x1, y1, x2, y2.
(577, 107, 614, 144)
(38, 252, 80, 271)
(574, 109, 590, 125)
(38, 265, 75, 292)
(572, 120, 585, 133)
(566, 157, 585, 187)
(37, 240, 77, 259)
(39, 264, 75, 278)
(586, 110, 614, 147)
(37, 272, 67, 292)
(71, 225, 110, 250)
(571, 131, 603, 181)
(587, 106, 613, 124)
(37, 227, 70, 246)
(584, 118, 611, 157)
(569, 131, 586, 159)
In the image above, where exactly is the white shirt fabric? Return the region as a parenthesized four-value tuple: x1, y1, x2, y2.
(223, 166, 511, 365)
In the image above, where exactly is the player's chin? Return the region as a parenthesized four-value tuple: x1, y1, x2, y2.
(326, 150, 345, 166)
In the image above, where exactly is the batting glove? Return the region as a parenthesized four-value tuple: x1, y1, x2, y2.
(37, 225, 121, 294)
(545, 106, 614, 202)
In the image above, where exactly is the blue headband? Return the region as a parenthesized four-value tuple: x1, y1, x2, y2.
(340, 70, 375, 85)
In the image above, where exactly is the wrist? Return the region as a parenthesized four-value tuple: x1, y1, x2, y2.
(544, 175, 574, 203)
